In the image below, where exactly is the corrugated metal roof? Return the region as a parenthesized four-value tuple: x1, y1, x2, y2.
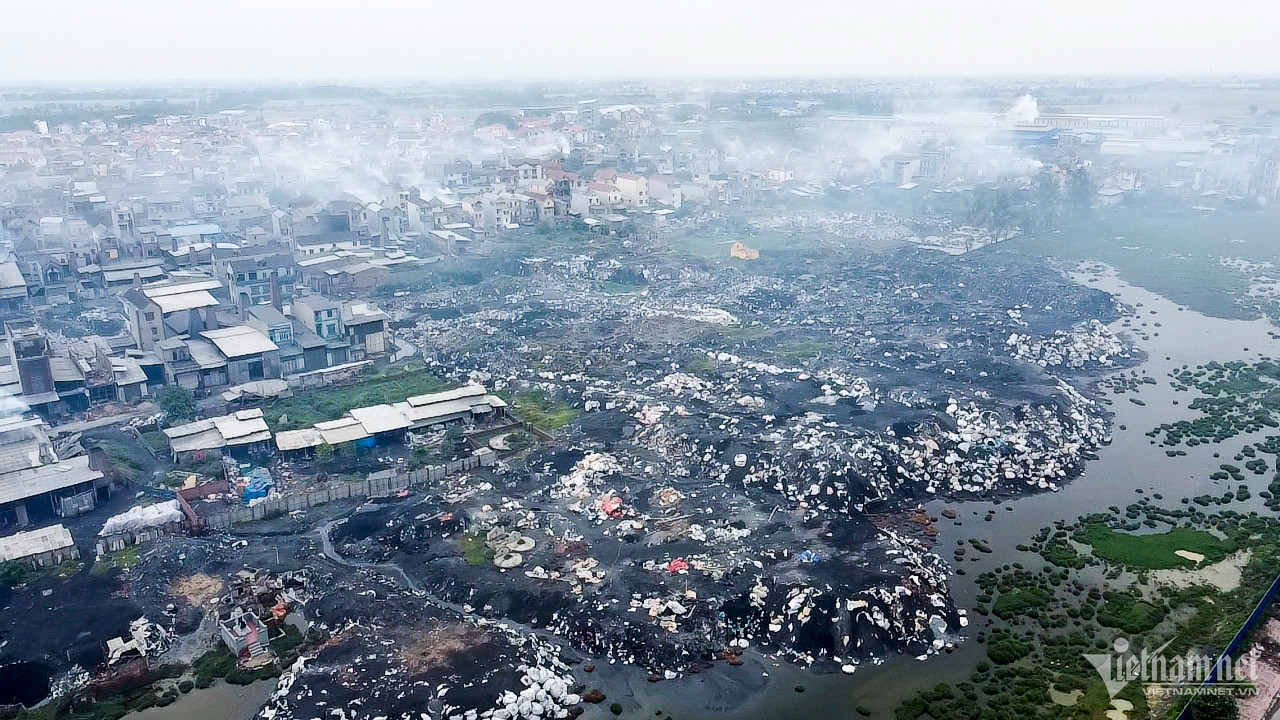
(163, 418, 215, 440)
(274, 428, 324, 451)
(153, 290, 219, 314)
(220, 379, 290, 402)
(143, 279, 222, 297)
(49, 356, 85, 383)
(186, 339, 227, 370)
(0, 416, 46, 434)
(225, 429, 273, 447)
(348, 404, 411, 434)
(168, 427, 224, 454)
(405, 384, 486, 407)
(103, 266, 165, 283)
(212, 408, 269, 443)
(297, 255, 342, 268)
(164, 409, 270, 453)
(0, 263, 27, 291)
(112, 359, 148, 386)
(0, 524, 75, 563)
(393, 389, 504, 429)
(167, 223, 222, 237)
(315, 417, 369, 445)
(394, 397, 478, 427)
(202, 326, 278, 359)
(0, 456, 103, 507)
(0, 438, 49, 477)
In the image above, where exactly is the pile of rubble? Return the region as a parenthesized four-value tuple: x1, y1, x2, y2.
(1006, 319, 1129, 369)
(896, 384, 1108, 495)
(484, 666, 582, 720)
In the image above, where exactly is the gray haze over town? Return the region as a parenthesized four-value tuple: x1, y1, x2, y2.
(2, 6, 1280, 720)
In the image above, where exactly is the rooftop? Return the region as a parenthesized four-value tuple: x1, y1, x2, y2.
(0, 455, 103, 507)
(201, 326, 279, 359)
(0, 524, 75, 563)
(166, 223, 222, 237)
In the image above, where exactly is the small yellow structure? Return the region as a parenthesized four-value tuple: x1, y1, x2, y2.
(730, 242, 760, 260)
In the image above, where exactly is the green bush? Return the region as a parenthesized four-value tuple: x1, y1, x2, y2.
(1096, 592, 1166, 634)
(986, 633, 1030, 664)
(0, 560, 37, 588)
(192, 646, 237, 685)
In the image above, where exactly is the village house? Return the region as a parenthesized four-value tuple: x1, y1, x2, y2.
(614, 173, 649, 209)
(292, 295, 350, 366)
(221, 253, 298, 312)
(122, 278, 223, 351)
(340, 301, 390, 360)
(199, 325, 281, 384)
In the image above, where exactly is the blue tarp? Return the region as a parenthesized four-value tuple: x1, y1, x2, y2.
(242, 467, 274, 504)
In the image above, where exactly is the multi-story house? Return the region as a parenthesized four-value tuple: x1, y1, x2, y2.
(615, 173, 649, 209)
(222, 253, 298, 313)
(291, 294, 349, 366)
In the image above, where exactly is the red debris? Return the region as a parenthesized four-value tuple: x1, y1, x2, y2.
(600, 495, 624, 519)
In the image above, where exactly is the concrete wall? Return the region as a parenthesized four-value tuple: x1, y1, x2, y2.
(17, 544, 81, 569)
(196, 455, 485, 529)
(96, 521, 184, 555)
(95, 452, 492, 553)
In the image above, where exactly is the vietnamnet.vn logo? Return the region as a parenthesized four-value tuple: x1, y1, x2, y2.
(1084, 638, 1260, 698)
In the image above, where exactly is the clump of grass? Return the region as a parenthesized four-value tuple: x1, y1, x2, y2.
(511, 390, 581, 433)
(459, 532, 494, 566)
(111, 546, 141, 569)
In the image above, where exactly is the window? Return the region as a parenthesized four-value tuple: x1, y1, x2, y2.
(145, 312, 155, 321)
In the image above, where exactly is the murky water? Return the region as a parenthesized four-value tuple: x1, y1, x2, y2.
(125, 679, 276, 720)
(621, 268, 1280, 720)
(0, 661, 53, 708)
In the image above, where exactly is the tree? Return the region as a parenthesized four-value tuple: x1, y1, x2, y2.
(1066, 168, 1097, 218)
(157, 386, 196, 422)
(473, 111, 517, 131)
(968, 187, 1020, 241)
(1187, 693, 1239, 720)
(315, 443, 335, 462)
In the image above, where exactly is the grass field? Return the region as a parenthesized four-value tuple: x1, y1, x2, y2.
(264, 366, 448, 431)
(1079, 522, 1234, 569)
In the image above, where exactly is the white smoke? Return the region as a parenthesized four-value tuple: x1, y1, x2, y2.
(1006, 94, 1040, 125)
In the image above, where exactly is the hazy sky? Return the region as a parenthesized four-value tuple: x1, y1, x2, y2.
(3, 0, 1278, 85)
